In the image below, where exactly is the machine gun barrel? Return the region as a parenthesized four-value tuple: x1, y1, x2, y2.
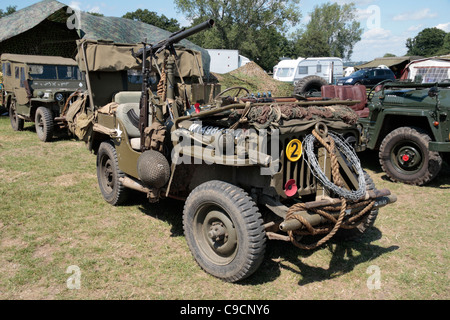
(137, 19, 215, 57)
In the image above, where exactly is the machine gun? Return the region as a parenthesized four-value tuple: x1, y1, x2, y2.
(137, 19, 215, 151)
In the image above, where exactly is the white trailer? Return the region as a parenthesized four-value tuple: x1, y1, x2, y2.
(273, 57, 344, 85)
(207, 49, 251, 74)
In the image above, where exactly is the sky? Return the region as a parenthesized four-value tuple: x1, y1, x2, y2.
(4, 0, 450, 62)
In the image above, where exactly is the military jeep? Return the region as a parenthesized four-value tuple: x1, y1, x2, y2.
(360, 81, 450, 186)
(74, 20, 396, 282)
(0, 54, 85, 141)
(321, 81, 450, 185)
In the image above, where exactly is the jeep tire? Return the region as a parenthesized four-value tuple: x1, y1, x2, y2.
(97, 141, 129, 206)
(35, 107, 54, 142)
(9, 100, 24, 131)
(183, 181, 266, 282)
(379, 127, 442, 186)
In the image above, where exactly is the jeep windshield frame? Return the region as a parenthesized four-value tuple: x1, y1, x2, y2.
(29, 64, 83, 81)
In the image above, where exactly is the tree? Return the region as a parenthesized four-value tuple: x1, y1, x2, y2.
(123, 9, 180, 32)
(0, 5, 17, 18)
(174, 0, 301, 70)
(88, 12, 104, 17)
(294, 2, 362, 60)
(406, 28, 447, 57)
(383, 53, 396, 57)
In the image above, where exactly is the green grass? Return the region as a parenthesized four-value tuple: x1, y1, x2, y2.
(0, 116, 449, 300)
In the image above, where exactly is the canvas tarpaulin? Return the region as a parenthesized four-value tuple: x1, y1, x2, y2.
(76, 40, 204, 78)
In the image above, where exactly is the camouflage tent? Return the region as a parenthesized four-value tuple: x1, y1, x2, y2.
(0, 0, 211, 74)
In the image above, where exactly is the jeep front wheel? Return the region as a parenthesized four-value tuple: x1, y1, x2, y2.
(35, 107, 54, 142)
(96, 141, 129, 206)
(379, 127, 442, 185)
(183, 181, 266, 282)
(9, 100, 24, 131)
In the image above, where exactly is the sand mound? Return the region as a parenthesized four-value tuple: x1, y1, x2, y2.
(230, 61, 271, 79)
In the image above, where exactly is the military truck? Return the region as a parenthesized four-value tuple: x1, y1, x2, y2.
(321, 82, 450, 185)
(72, 20, 396, 282)
(0, 54, 86, 141)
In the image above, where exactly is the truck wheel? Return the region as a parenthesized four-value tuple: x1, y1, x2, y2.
(35, 107, 54, 142)
(379, 127, 442, 186)
(9, 100, 24, 131)
(293, 75, 328, 96)
(183, 181, 266, 282)
(97, 141, 129, 206)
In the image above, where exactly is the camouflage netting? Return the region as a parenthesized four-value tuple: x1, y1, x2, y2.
(0, 0, 211, 74)
(229, 104, 359, 130)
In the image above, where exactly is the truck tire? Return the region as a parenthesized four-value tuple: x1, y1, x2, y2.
(379, 127, 442, 186)
(9, 100, 24, 131)
(35, 107, 54, 142)
(183, 180, 266, 282)
(293, 75, 328, 95)
(97, 141, 129, 206)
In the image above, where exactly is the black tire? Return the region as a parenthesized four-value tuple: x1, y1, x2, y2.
(9, 100, 24, 131)
(183, 181, 266, 282)
(336, 171, 379, 240)
(293, 75, 328, 95)
(35, 107, 54, 142)
(379, 127, 442, 186)
(96, 141, 129, 206)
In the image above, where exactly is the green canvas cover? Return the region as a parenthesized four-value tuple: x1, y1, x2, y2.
(1, 53, 78, 66)
(76, 40, 204, 78)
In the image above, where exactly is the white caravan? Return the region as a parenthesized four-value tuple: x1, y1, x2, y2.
(273, 57, 344, 85)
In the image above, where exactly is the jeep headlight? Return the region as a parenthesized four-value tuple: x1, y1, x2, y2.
(345, 78, 353, 83)
(55, 93, 64, 101)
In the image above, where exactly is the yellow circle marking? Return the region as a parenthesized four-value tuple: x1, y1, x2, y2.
(286, 139, 302, 162)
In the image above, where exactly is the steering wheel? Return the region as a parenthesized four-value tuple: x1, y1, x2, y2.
(214, 86, 250, 102)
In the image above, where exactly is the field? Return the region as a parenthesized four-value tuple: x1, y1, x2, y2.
(0, 112, 449, 300)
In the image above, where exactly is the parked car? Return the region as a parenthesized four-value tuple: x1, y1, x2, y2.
(337, 67, 395, 88)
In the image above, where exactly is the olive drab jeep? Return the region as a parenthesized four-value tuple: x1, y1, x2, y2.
(74, 20, 397, 282)
(0, 54, 86, 142)
(320, 81, 450, 185)
(359, 81, 450, 186)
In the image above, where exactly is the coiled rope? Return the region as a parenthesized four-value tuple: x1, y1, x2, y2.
(284, 125, 374, 250)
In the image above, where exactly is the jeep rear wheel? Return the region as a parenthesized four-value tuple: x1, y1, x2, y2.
(183, 181, 266, 282)
(35, 107, 54, 142)
(97, 141, 129, 206)
(9, 100, 24, 131)
(379, 127, 442, 186)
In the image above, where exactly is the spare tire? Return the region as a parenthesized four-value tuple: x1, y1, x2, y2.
(294, 75, 328, 95)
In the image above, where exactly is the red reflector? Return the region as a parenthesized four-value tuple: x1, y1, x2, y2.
(284, 179, 298, 197)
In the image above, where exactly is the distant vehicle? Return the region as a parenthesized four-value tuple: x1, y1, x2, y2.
(273, 57, 344, 86)
(1, 53, 85, 142)
(206, 49, 250, 74)
(337, 67, 395, 88)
